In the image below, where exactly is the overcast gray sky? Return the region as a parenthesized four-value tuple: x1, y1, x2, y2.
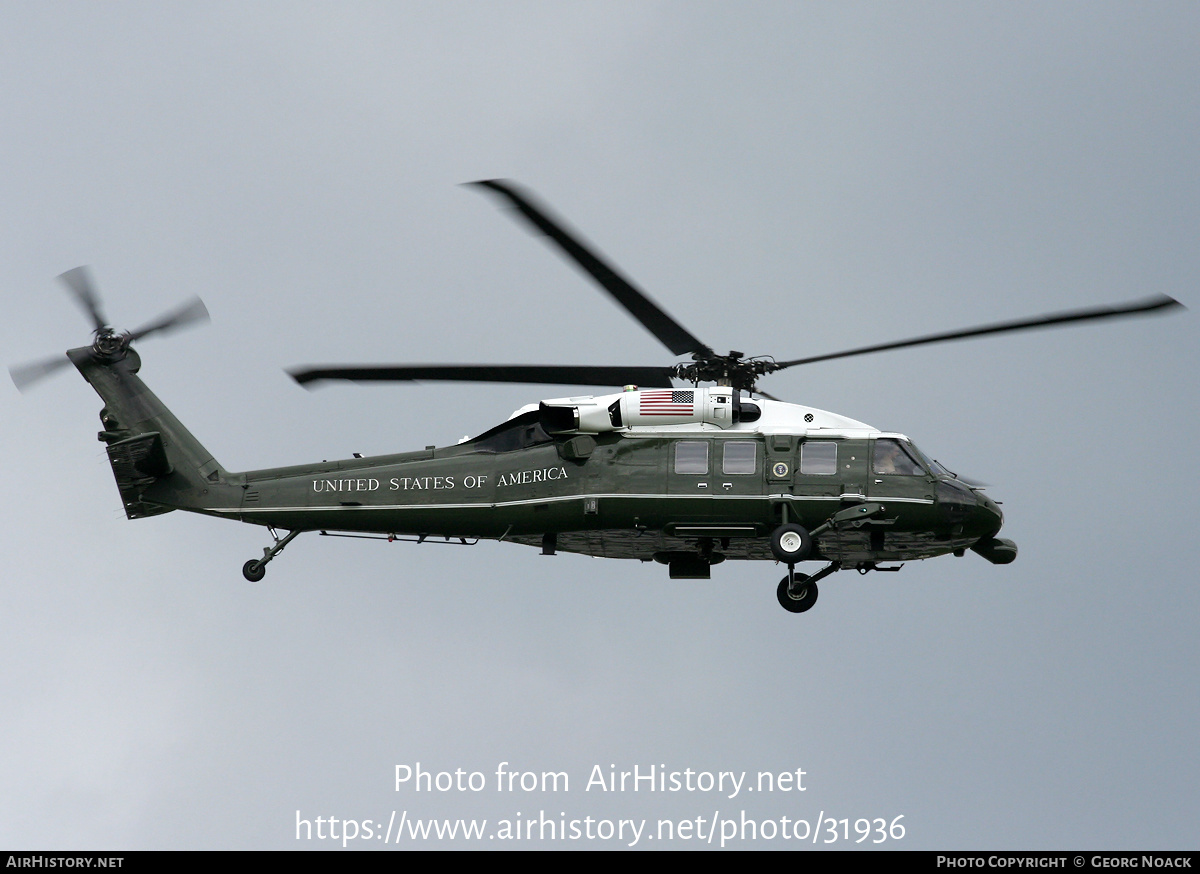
(2, 1, 1197, 850)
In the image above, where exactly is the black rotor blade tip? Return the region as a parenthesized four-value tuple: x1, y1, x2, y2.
(57, 265, 107, 331)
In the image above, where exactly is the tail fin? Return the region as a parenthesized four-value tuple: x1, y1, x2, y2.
(69, 346, 229, 519)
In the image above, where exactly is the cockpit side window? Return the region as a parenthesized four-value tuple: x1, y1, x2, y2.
(872, 439, 925, 476)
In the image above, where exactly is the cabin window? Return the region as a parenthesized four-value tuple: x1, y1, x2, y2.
(873, 439, 925, 476)
(800, 441, 837, 475)
(674, 441, 709, 474)
(721, 441, 757, 474)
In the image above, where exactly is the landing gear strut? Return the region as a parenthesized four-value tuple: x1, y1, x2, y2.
(243, 528, 302, 582)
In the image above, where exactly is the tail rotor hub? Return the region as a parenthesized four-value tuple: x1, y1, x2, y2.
(92, 328, 126, 358)
(7, 266, 209, 392)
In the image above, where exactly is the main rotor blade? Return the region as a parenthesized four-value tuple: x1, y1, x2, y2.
(127, 296, 210, 342)
(290, 363, 675, 389)
(469, 179, 713, 358)
(58, 266, 107, 332)
(9, 354, 72, 392)
(773, 295, 1185, 371)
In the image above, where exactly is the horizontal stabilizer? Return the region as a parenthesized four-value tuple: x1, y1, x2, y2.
(104, 431, 175, 519)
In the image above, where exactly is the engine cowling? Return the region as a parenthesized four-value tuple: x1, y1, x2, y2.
(539, 387, 759, 434)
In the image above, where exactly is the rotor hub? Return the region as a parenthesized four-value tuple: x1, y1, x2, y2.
(92, 329, 126, 358)
(670, 353, 777, 392)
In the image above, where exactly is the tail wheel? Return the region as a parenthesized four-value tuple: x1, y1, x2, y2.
(777, 574, 818, 613)
(242, 560, 266, 582)
(769, 522, 812, 563)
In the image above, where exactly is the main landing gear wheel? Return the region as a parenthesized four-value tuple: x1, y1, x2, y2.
(770, 522, 812, 563)
(777, 574, 818, 613)
(242, 529, 302, 582)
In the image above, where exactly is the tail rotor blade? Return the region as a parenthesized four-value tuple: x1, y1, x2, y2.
(57, 266, 108, 332)
(128, 297, 210, 342)
(9, 355, 72, 392)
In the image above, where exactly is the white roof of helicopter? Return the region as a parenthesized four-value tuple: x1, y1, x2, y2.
(509, 386, 887, 440)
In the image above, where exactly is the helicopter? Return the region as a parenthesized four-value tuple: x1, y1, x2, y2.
(11, 180, 1183, 613)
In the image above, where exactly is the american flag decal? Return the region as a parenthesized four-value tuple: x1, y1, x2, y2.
(639, 389, 695, 416)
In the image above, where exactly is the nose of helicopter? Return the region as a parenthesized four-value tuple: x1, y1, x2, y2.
(973, 489, 1004, 539)
(967, 488, 1017, 563)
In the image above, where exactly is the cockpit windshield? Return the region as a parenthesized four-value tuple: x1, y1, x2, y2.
(466, 409, 553, 453)
(906, 442, 953, 478)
